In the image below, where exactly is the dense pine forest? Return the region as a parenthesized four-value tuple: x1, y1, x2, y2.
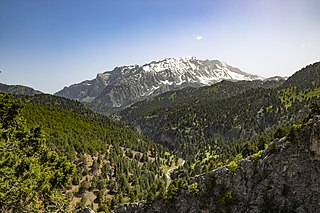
(0, 93, 178, 212)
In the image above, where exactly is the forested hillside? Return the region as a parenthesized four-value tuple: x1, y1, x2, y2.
(120, 79, 283, 120)
(0, 93, 177, 212)
(115, 105, 320, 213)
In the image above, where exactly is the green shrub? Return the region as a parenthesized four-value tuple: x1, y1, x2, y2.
(218, 191, 233, 206)
(189, 182, 199, 195)
(218, 190, 238, 210)
(287, 124, 301, 143)
(227, 161, 238, 173)
(274, 127, 287, 139)
(251, 150, 262, 161)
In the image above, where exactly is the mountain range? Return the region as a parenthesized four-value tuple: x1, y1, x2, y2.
(55, 57, 263, 114)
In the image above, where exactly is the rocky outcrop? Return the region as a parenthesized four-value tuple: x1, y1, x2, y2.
(114, 201, 147, 213)
(55, 57, 262, 114)
(114, 115, 320, 212)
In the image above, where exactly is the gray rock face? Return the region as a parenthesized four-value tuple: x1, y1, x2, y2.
(113, 201, 147, 213)
(114, 115, 320, 212)
(55, 57, 262, 112)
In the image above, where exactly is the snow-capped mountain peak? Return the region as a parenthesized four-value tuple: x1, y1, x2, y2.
(55, 57, 263, 111)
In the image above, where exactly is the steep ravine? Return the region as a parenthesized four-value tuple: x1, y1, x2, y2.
(114, 115, 320, 213)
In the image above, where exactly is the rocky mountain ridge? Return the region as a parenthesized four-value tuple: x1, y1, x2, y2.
(114, 113, 320, 212)
(0, 83, 42, 96)
(55, 57, 263, 113)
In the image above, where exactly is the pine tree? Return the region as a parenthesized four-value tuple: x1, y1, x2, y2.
(0, 94, 75, 212)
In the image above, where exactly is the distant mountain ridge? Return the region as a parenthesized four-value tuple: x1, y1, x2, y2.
(55, 57, 263, 113)
(0, 83, 42, 96)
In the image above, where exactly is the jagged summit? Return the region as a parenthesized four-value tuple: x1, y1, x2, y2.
(55, 57, 263, 112)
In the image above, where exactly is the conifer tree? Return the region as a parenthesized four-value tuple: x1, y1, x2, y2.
(0, 95, 75, 212)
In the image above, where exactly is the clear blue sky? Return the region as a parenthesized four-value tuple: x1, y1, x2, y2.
(1, 0, 319, 93)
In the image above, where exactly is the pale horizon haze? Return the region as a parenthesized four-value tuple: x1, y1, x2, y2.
(0, 0, 320, 94)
